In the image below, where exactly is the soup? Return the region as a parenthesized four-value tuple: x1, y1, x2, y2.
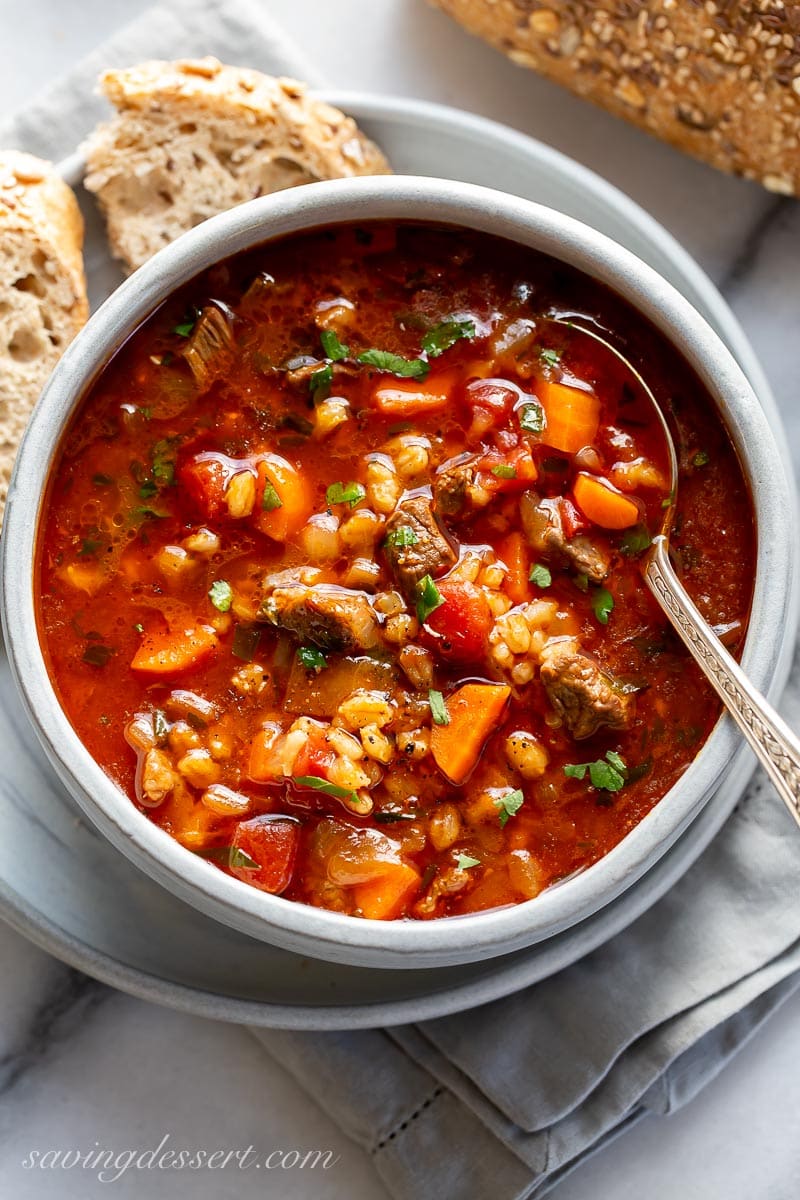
(36, 223, 755, 920)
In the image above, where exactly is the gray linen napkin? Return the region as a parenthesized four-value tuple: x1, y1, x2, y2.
(3, 2, 800, 1196)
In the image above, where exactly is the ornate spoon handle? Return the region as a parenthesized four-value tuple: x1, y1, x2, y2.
(645, 536, 800, 829)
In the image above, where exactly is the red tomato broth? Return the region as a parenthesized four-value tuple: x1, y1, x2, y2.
(35, 222, 755, 920)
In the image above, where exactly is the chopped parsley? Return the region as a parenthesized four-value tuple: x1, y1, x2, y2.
(152, 439, 177, 487)
(620, 525, 653, 557)
(529, 563, 552, 588)
(573, 573, 589, 593)
(564, 750, 627, 793)
(208, 579, 233, 612)
(326, 480, 366, 508)
(421, 318, 476, 358)
(133, 623, 144, 634)
(78, 537, 103, 557)
(519, 402, 545, 433)
(293, 775, 357, 805)
(261, 480, 283, 511)
(82, 643, 114, 668)
(297, 646, 327, 672)
(456, 853, 480, 870)
(491, 464, 517, 479)
(320, 329, 349, 361)
(692, 450, 710, 467)
(196, 845, 260, 870)
(539, 347, 561, 367)
(173, 308, 199, 337)
(494, 788, 524, 827)
(428, 689, 450, 726)
(138, 479, 159, 500)
(309, 362, 333, 398)
(591, 587, 615, 625)
(385, 525, 419, 548)
(416, 574, 444, 624)
(357, 348, 429, 380)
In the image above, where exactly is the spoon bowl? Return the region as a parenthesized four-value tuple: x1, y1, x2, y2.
(548, 316, 800, 828)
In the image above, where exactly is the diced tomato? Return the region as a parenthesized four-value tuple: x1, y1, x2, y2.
(230, 815, 300, 894)
(560, 497, 589, 538)
(421, 580, 493, 664)
(465, 378, 518, 440)
(178, 451, 238, 521)
(478, 444, 538, 494)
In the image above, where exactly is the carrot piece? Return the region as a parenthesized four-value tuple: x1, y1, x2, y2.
(372, 368, 460, 417)
(131, 624, 217, 674)
(496, 532, 532, 605)
(536, 379, 600, 454)
(248, 727, 282, 783)
(431, 682, 512, 785)
(353, 861, 421, 920)
(573, 472, 640, 530)
(252, 453, 312, 541)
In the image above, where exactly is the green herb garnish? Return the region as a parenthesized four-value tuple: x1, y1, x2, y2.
(491, 464, 517, 479)
(293, 775, 357, 805)
(326, 480, 366, 508)
(591, 587, 614, 625)
(297, 646, 327, 672)
(564, 750, 627, 793)
(519, 402, 545, 433)
(78, 537, 103, 557)
(208, 579, 233, 613)
(385, 525, 419, 548)
(620, 525, 653, 557)
(320, 329, 349, 361)
(692, 450, 710, 467)
(429, 689, 450, 726)
(357, 349, 429, 380)
(138, 479, 159, 499)
(82, 643, 114, 668)
(173, 308, 199, 337)
(196, 845, 260, 870)
(539, 347, 562, 367)
(456, 853, 480, 870)
(261, 480, 283, 512)
(421, 318, 476, 358)
(494, 788, 524, 827)
(529, 563, 552, 588)
(152, 439, 177, 487)
(416, 574, 444, 624)
(231, 624, 261, 662)
(573, 573, 589, 593)
(309, 362, 333, 398)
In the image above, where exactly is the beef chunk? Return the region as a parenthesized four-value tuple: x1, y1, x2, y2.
(384, 495, 457, 600)
(259, 582, 380, 652)
(433, 453, 482, 519)
(520, 492, 610, 584)
(181, 303, 235, 390)
(539, 637, 634, 740)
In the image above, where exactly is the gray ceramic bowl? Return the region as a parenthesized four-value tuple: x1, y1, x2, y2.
(2, 177, 796, 969)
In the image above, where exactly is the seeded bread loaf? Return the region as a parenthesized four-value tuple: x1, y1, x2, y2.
(0, 152, 88, 520)
(82, 57, 392, 273)
(430, 0, 800, 196)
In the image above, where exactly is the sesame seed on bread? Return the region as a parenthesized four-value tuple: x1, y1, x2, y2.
(82, 57, 392, 274)
(0, 152, 88, 522)
(430, 0, 800, 196)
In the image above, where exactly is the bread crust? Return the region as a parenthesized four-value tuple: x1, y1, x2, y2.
(430, 0, 800, 195)
(83, 58, 391, 271)
(0, 152, 88, 520)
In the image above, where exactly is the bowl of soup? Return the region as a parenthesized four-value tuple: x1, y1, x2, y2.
(2, 177, 796, 968)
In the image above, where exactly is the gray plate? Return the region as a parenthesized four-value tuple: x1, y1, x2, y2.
(0, 94, 793, 1028)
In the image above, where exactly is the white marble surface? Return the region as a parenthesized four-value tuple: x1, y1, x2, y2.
(1, 1, 799, 1197)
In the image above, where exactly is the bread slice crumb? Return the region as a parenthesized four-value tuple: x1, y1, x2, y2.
(0, 152, 88, 521)
(83, 58, 392, 273)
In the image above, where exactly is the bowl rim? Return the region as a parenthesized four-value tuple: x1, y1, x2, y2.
(2, 175, 797, 968)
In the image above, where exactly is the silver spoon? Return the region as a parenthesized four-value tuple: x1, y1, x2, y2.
(547, 317, 800, 828)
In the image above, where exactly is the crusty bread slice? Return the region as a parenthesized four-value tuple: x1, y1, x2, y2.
(83, 58, 392, 273)
(0, 152, 88, 521)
